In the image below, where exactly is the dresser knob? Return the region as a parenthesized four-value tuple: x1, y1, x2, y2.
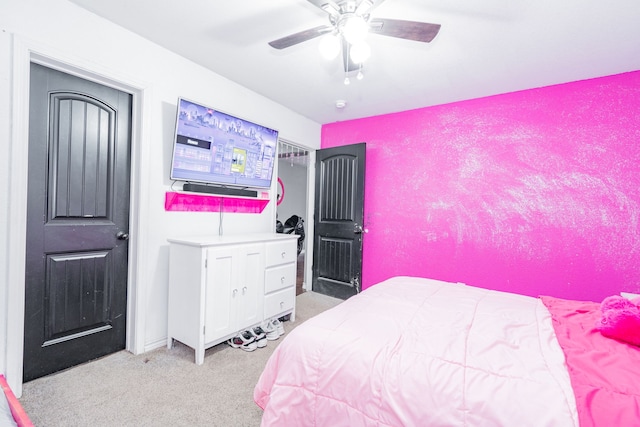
(281, 276, 285, 283)
(281, 251, 286, 258)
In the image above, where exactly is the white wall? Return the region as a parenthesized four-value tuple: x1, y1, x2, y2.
(0, 26, 11, 389)
(0, 0, 321, 394)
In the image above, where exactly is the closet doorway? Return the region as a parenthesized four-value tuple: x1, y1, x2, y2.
(277, 141, 309, 295)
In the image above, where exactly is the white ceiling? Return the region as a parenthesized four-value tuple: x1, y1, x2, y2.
(69, 0, 640, 125)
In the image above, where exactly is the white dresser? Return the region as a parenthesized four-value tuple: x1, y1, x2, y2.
(167, 233, 299, 364)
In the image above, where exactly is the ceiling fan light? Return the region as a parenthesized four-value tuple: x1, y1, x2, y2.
(318, 33, 341, 60)
(342, 16, 368, 44)
(349, 41, 371, 64)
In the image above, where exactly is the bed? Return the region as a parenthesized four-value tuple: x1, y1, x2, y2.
(254, 276, 640, 426)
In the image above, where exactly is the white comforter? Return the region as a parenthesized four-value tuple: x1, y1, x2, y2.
(255, 276, 579, 426)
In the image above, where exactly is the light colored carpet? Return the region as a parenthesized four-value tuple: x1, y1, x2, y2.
(19, 291, 342, 427)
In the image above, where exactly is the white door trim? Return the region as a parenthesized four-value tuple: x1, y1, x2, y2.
(276, 139, 316, 293)
(5, 35, 151, 396)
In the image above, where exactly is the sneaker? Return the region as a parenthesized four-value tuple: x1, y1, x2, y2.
(227, 330, 258, 352)
(248, 326, 267, 348)
(271, 318, 285, 336)
(279, 314, 291, 322)
(261, 320, 280, 341)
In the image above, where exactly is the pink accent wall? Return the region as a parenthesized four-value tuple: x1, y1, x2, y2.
(322, 71, 640, 302)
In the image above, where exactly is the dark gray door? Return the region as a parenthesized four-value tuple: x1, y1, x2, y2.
(23, 63, 132, 382)
(312, 143, 366, 300)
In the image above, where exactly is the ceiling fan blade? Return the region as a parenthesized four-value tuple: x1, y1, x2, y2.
(268, 25, 333, 49)
(369, 18, 441, 43)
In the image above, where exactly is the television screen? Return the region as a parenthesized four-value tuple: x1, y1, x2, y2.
(170, 98, 278, 189)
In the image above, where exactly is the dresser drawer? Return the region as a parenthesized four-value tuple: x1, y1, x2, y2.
(265, 263, 296, 294)
(265, 240, 297, 267)
(264, 287, 295, 319)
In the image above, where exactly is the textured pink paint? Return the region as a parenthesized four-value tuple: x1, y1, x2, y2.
(322, 71, 640, 302)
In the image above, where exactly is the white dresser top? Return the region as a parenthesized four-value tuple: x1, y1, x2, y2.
(167, 233, 298, 247)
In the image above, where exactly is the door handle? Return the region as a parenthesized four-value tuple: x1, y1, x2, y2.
(116, 231, 129, 240)
(350, 277, 361, 293)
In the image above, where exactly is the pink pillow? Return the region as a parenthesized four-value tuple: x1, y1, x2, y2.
(596, 295, 640, 346)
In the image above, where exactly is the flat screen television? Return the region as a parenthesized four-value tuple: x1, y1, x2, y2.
(170, 97, 278, 190)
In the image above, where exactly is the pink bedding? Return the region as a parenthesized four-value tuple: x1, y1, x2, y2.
(541, 296, 640, 427)
(254, 276, 579, 426)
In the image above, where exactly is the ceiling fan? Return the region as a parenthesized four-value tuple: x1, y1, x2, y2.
(268, 0, 441, 74)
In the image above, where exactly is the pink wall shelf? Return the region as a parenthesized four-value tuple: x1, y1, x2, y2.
(164, 191, 269, 213)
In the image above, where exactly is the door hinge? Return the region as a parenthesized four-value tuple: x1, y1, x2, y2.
(203, 325, 206, 335)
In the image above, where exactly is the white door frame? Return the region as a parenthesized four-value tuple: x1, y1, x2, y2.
(5, 35, 151, 396)
(276, 140, 316, 293)
(305, 150, 316, 292)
